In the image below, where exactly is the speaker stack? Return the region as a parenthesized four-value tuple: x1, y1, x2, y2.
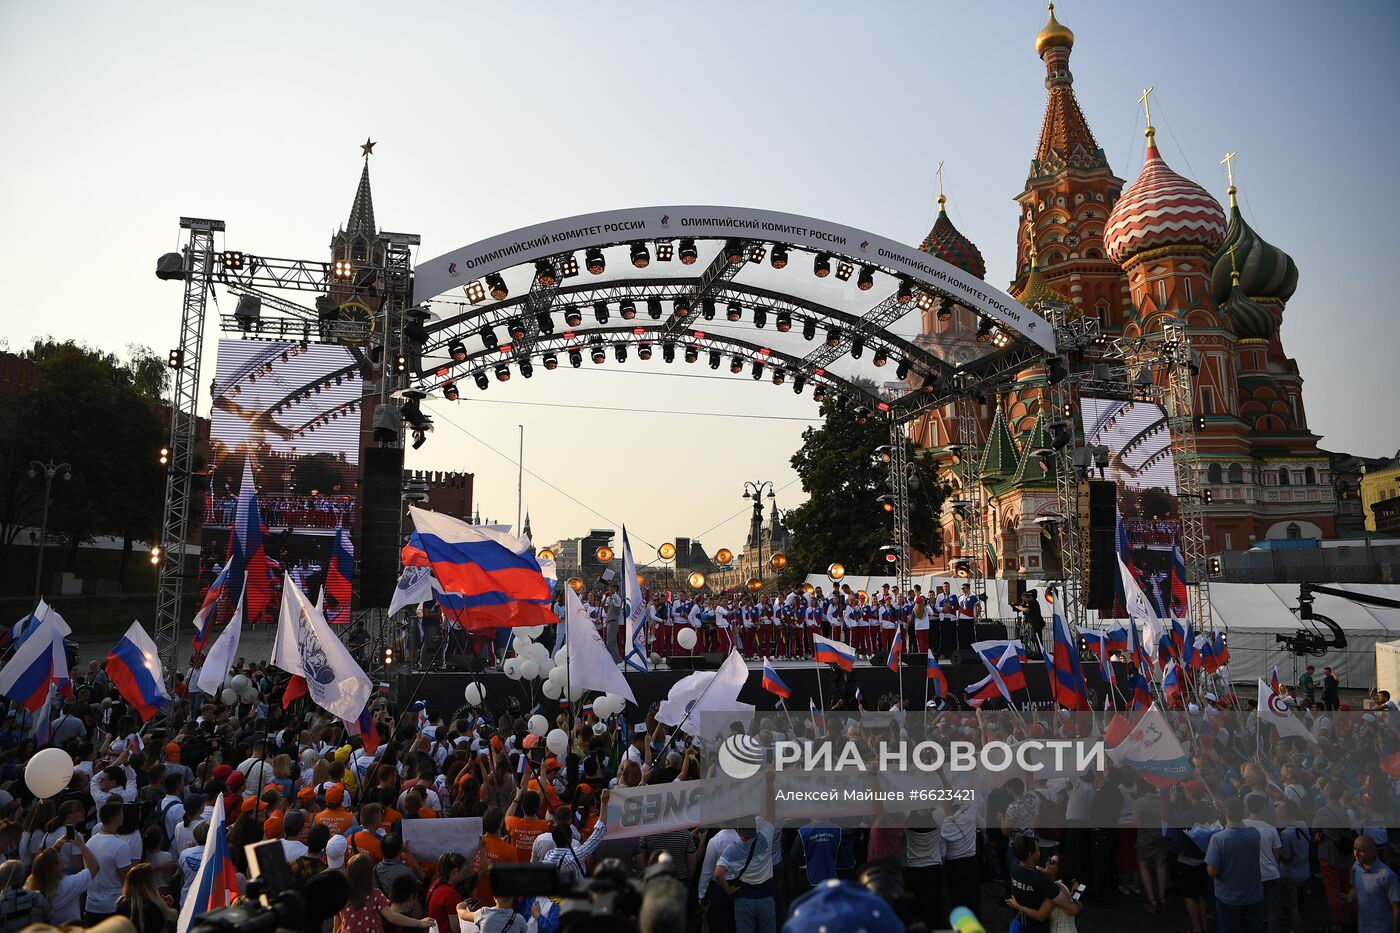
(360, 446, 405, 609)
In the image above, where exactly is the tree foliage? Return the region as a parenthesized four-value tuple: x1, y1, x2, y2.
(783, 397, 946, 578)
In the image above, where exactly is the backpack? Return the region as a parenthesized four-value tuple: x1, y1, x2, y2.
(139, 792, 181, 848)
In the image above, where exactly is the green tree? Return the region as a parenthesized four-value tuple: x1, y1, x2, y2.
(784, 397, 945, 578)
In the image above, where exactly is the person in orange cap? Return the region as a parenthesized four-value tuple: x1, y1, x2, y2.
(314, 784, 353, 837)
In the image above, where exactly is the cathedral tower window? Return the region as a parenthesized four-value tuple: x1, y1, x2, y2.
(1286, 523, 1302, 540)
(1228, 464, 1244, 484)
(1278, 470, 1290, 486)
(1207, 464, 1222, 485)
(1304, 467, 1317, 485)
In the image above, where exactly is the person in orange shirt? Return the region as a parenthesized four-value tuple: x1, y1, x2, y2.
(314, 784, 354, 837)
(503, 789, 549, 863)
(346, 803, 385, 861)
(473, 806, 518, 905)
(529, 760, 564, 812)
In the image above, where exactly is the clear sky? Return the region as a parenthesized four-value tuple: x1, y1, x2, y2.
(2, 1, 1396, 558)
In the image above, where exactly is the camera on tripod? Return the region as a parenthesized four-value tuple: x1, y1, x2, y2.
(192, 839, 348, 933)
(1275, 630, 1327, 656)
(490, 854, 686, 933)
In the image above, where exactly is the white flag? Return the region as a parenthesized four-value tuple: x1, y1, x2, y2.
(198, 587, 244, 696)
(1257, 679, 1319, 744)
(563, 585, 636, 704)
(621, 527, 648, 673)
(655, 648, 748, 730)
(272, 573, 371, 720)
(1118, 556, 1162, 647)
(388, 565, 437, 618)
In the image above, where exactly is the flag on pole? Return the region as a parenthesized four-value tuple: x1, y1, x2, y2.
(1105, 704, 1191, 787)
(174, 795, 239, 933)
(926, 652, 948, 698)
(965, 673, 1001, 708)
(970, 639, 1028, 704)
(562, 585, 637, 704)
(271, 574, 371, 721)
(1162, 660, 1184, 707)
(1269, 668, 1282, 696)
(1257, 679, 1318, 744)
(621, 527, 649, 673)
(1104, 622, 1131, 654)
(343, 702, 380, 755)
(1080, 629, 1116, 686)
(0, 609, 68, 712)
(886, 625, 905, 672)
(808, 699, 824, 734)
(32, 682, 58, 747)
(191, 564, 231, 654)
(322, 525, 354, 626)
(198, 587, 245, 696)
(813, 634, 856, 671)
(1213, 632, 1230, 667)
(227, 457, 273, 625)
(409, 507, 557, 630)
(1130, 672, 1154, 711)
(1195, 634, 1217, 673)
(105, 622, 169, 722)
(1047, 610, 1090, 711)
(761, 660, 792, 700)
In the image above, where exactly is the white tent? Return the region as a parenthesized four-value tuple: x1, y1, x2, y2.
(1375, 639, 1400, 699)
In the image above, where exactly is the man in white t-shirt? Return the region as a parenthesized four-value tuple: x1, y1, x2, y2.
(1244, 793, 1283, 933)
(84, 802, 133, 924)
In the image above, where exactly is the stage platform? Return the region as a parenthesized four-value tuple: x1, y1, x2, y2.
(392, 658, 1117, 720)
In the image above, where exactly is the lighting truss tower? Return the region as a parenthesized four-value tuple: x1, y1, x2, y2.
(153, 217, 222, 686)
(887, 418, 913, 593)
(1159, 320, 1214, 636)
(954, 388, 987, 602)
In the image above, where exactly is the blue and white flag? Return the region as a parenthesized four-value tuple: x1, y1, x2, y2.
(621, 527, 649, 673)
(387, 564, 438, 618)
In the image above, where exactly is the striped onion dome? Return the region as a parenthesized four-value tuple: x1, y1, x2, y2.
(920, 195, 986, 280)
(1105, 133, 1227, 264)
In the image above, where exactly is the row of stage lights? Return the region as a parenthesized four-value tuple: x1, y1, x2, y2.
(538, 542, 791, 594)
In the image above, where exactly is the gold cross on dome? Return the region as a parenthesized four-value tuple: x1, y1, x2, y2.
(1221, 151, 1238, 187)
(1138, 87, 1154, 128)
(935, 160, 945, 199)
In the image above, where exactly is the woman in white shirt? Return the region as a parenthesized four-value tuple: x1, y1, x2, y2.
(714, 600, 732, 655)
(26, 837, 99, 925)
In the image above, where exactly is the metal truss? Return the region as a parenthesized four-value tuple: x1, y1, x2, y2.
(803, 288, 911, 371)
(1158, 321, 1214, 635)
(221, 284, 373, 344)
(954, 389, 988, 602)
(153, 217, 221, 688)
(888, 419, 914, 592)
(659, 242, 752, 337)
(215, 253, 335, 293)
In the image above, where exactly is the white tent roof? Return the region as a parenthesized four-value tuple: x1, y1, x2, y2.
(1207, 583, 1400, 634)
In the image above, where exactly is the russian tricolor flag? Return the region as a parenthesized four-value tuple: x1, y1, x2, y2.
(886, 626, 905, 672)
(1163, 660, 1184, 707)
(343, 702, 379, 755)
(227, 458, 273, 625)
(0, 608, 68, 713)
(1104, 622, 1131, 654)
(1048, 611, 1090, 711)
(323, 526, 355, 626)
(106, 622, 169, 722)
(1269, 667, 1282, 696)
(813, 634, 855, 671)
(761, 660, 792, 700)
(191, 564, 230, 654)
(965, 673, 1001, 708)
(409, 507, 557, 630)
(1081, 629, 1116, 686)
(174, 795, 239, 933)
(402, 531, 431, 567)
(1130, 671, 1154, 711)
(971, 639, 1028, 703)
(1214, 632, 1230, 667)
(808, 699, 824, 734)
(926, 652, 948, 698)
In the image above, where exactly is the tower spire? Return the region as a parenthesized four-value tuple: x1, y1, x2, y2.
(345, 140, 377, 237)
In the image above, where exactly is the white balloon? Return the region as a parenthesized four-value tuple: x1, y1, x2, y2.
(591, 696, 612, 719)
(220, 688, 238, 706)
(464, 683, 486, 706)
(512, 629, 535, 644)
(518, 659, 539, 681)
(527, 642, 550, 663)
(229, 674, 251, 693)
(605, 693, 628, 716)
(528, 714, 549, 737)
(676, 628, 698, 651)
(238, 686, 258, 704)
(568, 682, 587, 702)
(546, 728, 569, 756)
(541, 678, 562, 700)
(553, 647, 569, 668)
(536, 659, 555, 681)
(592, 721, 608, 736)
(503, 658, 520, 680)
(518, 625, 544, 639)
(547, 665, 568, 687)
(25, 747, 74, 799)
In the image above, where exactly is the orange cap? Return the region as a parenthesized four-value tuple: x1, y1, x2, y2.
(239, 796, 261, 814)
(263, 813, 284, 838)
(164, 743, 181, 761)
(297, 787, 316, 804)
(326, 784, 346, 806)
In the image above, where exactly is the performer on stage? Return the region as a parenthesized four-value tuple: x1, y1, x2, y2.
(958, 582, 980, 655)
(912, 595, 931, 654)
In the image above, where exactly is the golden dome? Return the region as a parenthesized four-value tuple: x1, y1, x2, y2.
(1036, 2, 1075, 56)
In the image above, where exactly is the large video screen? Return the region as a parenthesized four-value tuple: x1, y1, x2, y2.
(198, 339, 361, 626)
(1078, 396, 1187, 619)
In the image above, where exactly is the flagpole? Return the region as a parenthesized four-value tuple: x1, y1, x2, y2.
(516, 425, 524, 536)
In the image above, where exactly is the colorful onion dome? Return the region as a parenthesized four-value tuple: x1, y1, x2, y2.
(1220, 273, 1278, 342)
(920, 194, 987, 280)
(1036, 2, 1075, 56)
(1210, 187, 1298, 305)
(1105, 133, 1227, 264)
(1017, 257, 1073, 309)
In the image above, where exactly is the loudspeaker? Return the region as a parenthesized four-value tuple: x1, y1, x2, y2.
(951, 648, 981, 666)
(876, 652, 927, 668)
(975, 622, 1009, 641)
(446, 654, 486, 672)
(1086, 480, 1118, 611)
(361, 446, 405, 609)
(671, 653, 724, 671)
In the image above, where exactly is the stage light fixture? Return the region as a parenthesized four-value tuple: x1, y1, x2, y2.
(851, 335, 865, 359)
(620, 300, 637, 320)
(702, 298, 716, 321)
(638, 342, 652, 360)
(508, 318, 527, 340)
(826, 325, 841, 346)
(718, 301, 738, 323)
(1202, 488, 1214, 504)
(447, 339, 468, 362)
(874, 445, 894, 463)
(802, 317, 817, 341)
(812, 385, 826, 401)
(975, 317, 995, 342)
(1046, 355, 1068, 384)
(536, 310, 554, 335)
(991, 328, 1010, 348)
(877, 493, 895, 513)
(495, 364, 511, 382)
(1194, 415, 1207, 431)
(771, 244, 789, 269)
(1062, 402, 1073, 419)
(688, 572, 706, 590)
(752, 360, 764, 380)
(395, 354, 407, 373)
(333, 259, 353, 281)
(827, 562, 845, 581)
(708, 349, 721, 369)
(921, 373, 937, 393)
(684, 345, 698, 364)
(793, 373, 806, 394)
(674, 299, 691, 318)
(873, 347, 889, 367)
(1050, 420, 1072, 450)
(749, 244, 767, 263)
(814, 252, 832, 277)
(543, 352, 559, 370)
(569, 349, 582, 368)
(486, 274, 508, 300)
(678, 239, 698, 264)
(520, 360, 534, 378)
(442, 380, 459, 401)
(591, 343, 606, 365)
(715, 548, 733, 565)
(167, 349, 183, 369)
(158, 446, 170, 466)
(462, 280, 486, 305)
(879, 546, 899, 565)
(935, 297, 954, 322)
(952, 559, 971, 579)
(564, 306, 583, 327)
(771, 367, 785, 385)
(647, 298, 663, 320)
(835, 261, 854, 282)
(474, 370, 489, 390)
(857, 265, 875, 290)
(615, 342, 628, 363)
(535, 259, 557, 287)
(854, 406, 871, 424)
(753, 307, 767, 328)
(895, 358, 910, 379)
(897, 280, 913, 304)
(594, 301, 611, 324)
(1208, 556, 1222, 576)
(149, 545, 162, 566)
(560, 254, 579, 277)
(731, 355, 744, 374)
(915, 290, 934, 312)
(630, 242, 650, 268)
(585, 248, 606, 275)
(775, 310, 792, 332)
(725, 240, 744, 264)
(221, 250, 244, 271)
(663, 342, 676, 363)
(659, 542, 677, 561)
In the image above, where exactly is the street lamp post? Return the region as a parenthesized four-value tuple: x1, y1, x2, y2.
(741, 481, 776, 583)
(28, 459, 72, 607)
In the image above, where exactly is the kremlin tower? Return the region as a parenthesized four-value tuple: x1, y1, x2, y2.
(913, 3, 1335, 578)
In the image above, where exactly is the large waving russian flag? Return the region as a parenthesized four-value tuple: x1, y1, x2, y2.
(0, 609, 67, 713)
(971, 639, 1028, 703)
(323, 526, 354, 626)
(762, 660, 792, 700)
(886, 625, 905, 673)
(175, 795, 240, 933)
(105, 622, 170, 722)
(813, 634, 855, 671)
(1048, 611, 1089, 711)
(965, 673, 1001, 708)
(227, 458, 274, 625)
(409, 507, 557, 630)
(191, 564, 230, 653)
(926, 652, 948, 698)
